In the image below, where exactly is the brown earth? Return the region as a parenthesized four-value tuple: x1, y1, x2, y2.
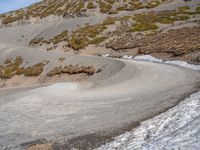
(27, 143, 52, 150)
(106, 26, 200, 64)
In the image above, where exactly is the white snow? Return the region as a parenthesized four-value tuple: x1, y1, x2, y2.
(96, 55, 200, 150)
(133, 55, 200, 71)
(134, 55, 163, 63)
(102, 54, 110, 57)
(96, 92, 200, 150)
(165, 60, 200, 71)
(122, 55, 134, 60)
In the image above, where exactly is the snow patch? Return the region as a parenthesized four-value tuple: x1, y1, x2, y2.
(96, 91, 200, 150)
(132, 55, 200, 71)
(122, 55, 133, 60)
(102, 54, 110, 57)
(134, 55, 163, 63)
(165, 60, 200, 71)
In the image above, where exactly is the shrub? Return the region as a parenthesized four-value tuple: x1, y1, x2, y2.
(47, 66, 63, 77)
(47, 65, 96, 76)
(0, 57, 24, 79)
(29, 38, 44, 46)
(196, 6, 200, 12)
(131, 22, 159, 32)
(99, 2, 112, 13)
(52, 30, 68, 45)
(24, 63, 45, 76)
(68, 35, 89, 50)
(58, 57, 65, 62)
(89, 36, 107, 45)
(87, 1, 96, 9)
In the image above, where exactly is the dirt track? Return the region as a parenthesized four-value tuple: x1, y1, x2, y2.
(0, 47, 199, 149)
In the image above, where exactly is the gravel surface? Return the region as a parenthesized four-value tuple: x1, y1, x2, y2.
(0, 46, 199, 149)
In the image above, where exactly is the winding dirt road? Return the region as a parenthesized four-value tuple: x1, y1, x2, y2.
(0, 54, 200, 149)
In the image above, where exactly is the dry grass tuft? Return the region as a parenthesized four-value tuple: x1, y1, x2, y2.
(0, 57, 46, 79)
(47, 65, 96, 77)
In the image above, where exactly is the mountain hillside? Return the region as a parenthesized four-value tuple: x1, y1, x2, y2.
(0, 0, 168, 25)
(0, 0, 199, 64)
(0, 1, 200, 150)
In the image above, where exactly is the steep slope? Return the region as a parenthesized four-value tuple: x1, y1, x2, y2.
(0, 0, 168, 26)
(0, 0, 200, 149)
(0, 0, 199, 64)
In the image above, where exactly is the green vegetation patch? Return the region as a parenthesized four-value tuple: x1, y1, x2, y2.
(1, 0, 194, 26)
(89, 36, 107, 45)
(178, 6, 190, 13)
(131, 10, 192, 32)
(87, 1, 96, 9)
(29, 30, 68, 46)
(23, 63, 45, 76)
(0, 57, 46, 79)
(52, 30, 68, 45)
(29, 16, 121, 50)
(131, 22, 159, 32)
(68, 19, 114, 50)
(29, 38, 45, 46)
(1, 0, 88, 25)
(197, 6, 200, 12)
(99, 1, 112, 13)
(68, 35, 89, 50)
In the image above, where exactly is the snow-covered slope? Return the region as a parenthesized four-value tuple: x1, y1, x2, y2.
(97, 91, 200, 150)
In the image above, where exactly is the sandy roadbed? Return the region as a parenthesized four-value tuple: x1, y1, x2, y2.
(0, 53, 200, 149)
